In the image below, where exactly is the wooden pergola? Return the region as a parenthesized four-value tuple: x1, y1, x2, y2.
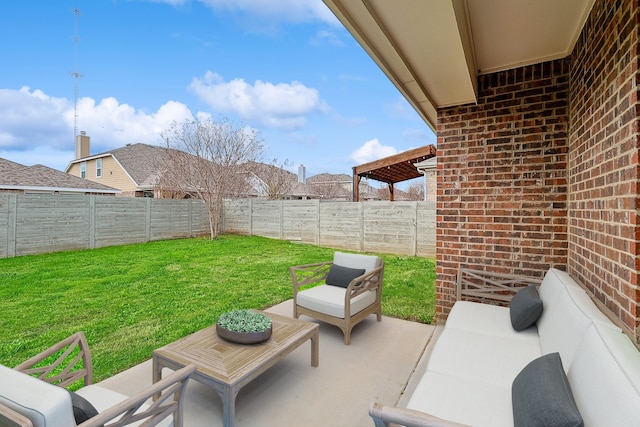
(352, 144, 436, 201)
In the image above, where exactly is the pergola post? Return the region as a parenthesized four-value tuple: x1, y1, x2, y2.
(353, 169, 361, 201)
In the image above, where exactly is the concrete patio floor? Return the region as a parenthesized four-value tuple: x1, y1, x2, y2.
(96, 300, 436, 427)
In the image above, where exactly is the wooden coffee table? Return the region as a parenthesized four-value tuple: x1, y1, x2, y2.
(152, 311, 319, 427)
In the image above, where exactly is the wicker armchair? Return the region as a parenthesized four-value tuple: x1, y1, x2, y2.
(1, 331, 195, 427)
(291, 251, 385, 345)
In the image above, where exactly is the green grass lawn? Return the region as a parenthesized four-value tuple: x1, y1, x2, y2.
(0, 235, 435, 382)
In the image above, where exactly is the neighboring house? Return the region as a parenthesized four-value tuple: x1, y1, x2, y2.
(414, 157, 436, 202)
(0, 157, 119, 195)
(66, 134, 170, 197)
(65, 134, 392, 201)
(243, 162, 308, 199)
(307, 173, 383, 201)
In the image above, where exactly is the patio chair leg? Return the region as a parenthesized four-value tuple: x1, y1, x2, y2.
(343, 329, 351, 346)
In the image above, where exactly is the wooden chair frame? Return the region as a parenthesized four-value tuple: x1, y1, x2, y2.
(457, 268, 542, 303)
(4, 331, 196, 427)
(291, 258, 385, 345)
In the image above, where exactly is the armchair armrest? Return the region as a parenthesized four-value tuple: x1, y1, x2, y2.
(369, 402, 470, 427)
(290, 261, 332, 294)
(457, 268, 542, 304)
(0, 404, 34, 427)
(347, 263, 385, 297)
(79, 364, 196, 427)
(14, 331, 93, 387)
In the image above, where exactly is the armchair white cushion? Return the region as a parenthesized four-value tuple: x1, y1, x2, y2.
(291, 251, 384, 345)
(0, 364, 76, 427)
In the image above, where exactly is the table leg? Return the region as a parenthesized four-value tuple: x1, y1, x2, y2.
(152, 354, 162, 401)
(218, 385, 238, 427)
(311, 328, 319, 367)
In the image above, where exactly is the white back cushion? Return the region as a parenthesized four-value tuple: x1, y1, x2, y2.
(568, 325, 640, 426)
(333, 252, 380, 273)
(538, 267, 579, 305)
(537, 268, 621, 370)
(537, 284, 593, 370)
(0, 364, 75, 427)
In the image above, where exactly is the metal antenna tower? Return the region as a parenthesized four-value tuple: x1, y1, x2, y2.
(71, 8, 83, 138)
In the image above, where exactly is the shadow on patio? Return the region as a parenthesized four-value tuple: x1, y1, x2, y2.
(96, 300, 435, 427)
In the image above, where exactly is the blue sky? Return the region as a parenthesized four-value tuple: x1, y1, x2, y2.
(0, 0, 435, 179)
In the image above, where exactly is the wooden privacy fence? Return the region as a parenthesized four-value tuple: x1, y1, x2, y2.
(222, 199, 436, 257)
(0, 194, 436, 258)
(0, 193, 210, 258)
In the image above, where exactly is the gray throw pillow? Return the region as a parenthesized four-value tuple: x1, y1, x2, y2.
(510, 285, 543, 331)
(68, 389, 99, 423)
(512, 352, 583, 427)
(325, 264, 365, 288)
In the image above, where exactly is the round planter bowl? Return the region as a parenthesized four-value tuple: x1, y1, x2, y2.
(216, 324, 272, 344)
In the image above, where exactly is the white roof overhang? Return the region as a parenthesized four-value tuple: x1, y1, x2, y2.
(323, 0, 595, 131)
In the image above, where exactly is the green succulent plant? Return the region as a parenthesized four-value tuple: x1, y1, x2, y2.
(217, 309, 272, 333)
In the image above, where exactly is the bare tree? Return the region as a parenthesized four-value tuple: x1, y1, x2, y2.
(158, 117, 264, 239)
(308, 173, 351, 200)
(257, 158, 295, 200)
(406, 180, 425, 201)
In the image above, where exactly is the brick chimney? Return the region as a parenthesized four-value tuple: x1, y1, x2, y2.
(75, 131, 90, 159)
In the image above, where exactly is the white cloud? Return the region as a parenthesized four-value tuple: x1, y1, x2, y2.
(189, 71, 328, 129)
(350, 139, 397, 164)
(0, 87, 196, 170)
(310, 30, 344, 46)
(197, 0, 338, 25)
(77, 97, 193, 146)
(0, 87, 70, 150)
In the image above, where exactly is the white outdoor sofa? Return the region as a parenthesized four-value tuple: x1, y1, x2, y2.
(369, 267, 640, 427)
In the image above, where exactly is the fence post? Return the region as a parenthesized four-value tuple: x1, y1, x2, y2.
(145, 198, 152, 242)
(413, 201, 418, 256)
(88, 195, 96, 249)
(316, 199, 320, 246)
(280, 200, 284, 240)
(359, 202, 364, 252)
(188, 199, 193, 237)
(249, 198, 253, 236)
(7, 194, 17, 258)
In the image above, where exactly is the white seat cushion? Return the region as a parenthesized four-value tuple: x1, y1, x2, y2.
(0, 364, 76, 427)
(446, 301, 539, 341)
(407, 370, 513, 427)
(425, 327, 541, 388)
(296, 284, 376, 318)
(568, 324, 640, 426)
(333, 252, 379, 273)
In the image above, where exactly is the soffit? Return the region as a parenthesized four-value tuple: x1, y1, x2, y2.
(323, 0, 595, 130)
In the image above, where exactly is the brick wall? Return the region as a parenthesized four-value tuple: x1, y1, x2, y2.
(567, 0, 639, 340)
(436, 59, 570, 317)
(435, 0, 640, 342)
